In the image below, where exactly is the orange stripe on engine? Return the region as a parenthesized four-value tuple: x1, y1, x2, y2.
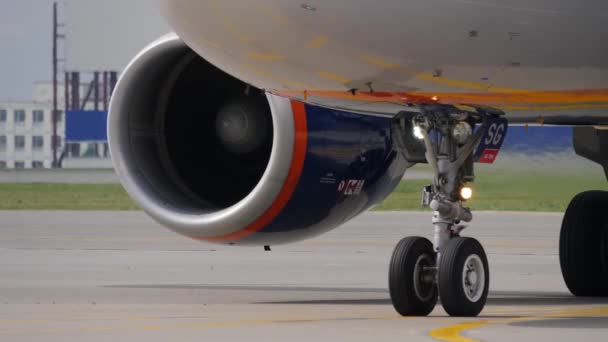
(201, 100, 308, 243)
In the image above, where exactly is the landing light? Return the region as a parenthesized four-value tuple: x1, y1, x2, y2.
(413, 125, 425, 140)
(460, 186, 473, 201)
(452, 122, 472, 145)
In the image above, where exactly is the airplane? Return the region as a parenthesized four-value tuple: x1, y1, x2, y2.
(107, 0, 608, 317)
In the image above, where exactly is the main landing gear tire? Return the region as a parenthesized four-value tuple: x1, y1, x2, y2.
(438, 237, 490, 317)
(560, 191, 608, 296)
(389, 237, 438, 316)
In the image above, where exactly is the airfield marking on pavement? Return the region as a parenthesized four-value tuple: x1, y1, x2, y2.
(1, 306, 608, 337)
(428, 306, 608, 342)
(0, 312, 408, 335)
(429, 321, 489, 342)
(140, 314, 406, 332)
(0, 319, 49, 325)
(545, 306, 608, 318)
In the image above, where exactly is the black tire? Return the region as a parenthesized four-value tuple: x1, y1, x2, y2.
(438, 237, 489, 317)
(389, 237, 438, 316)
(560, 191, 608, 296)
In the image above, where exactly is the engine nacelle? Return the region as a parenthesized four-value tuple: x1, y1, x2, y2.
(109, 34, 410, 245)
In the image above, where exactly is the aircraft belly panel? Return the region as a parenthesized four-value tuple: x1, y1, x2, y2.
(161, 0, 608, 123)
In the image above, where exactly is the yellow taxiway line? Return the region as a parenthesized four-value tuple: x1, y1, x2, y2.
(428, 306, 608, 342)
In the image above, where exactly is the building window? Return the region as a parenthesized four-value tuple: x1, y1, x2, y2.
(54, 136, 63, 149)
(83, 143, 100, 158)
(33, 110, 44, 124)
(14, 161, 25, 169)
(68, 142, 80, 158)
(14, 110, 26, 125)
(14, 135, 25, 151)
(32, 161, 44, 169)
(0, 161, 6, 169)
(0, 136, 6, 152)
(0, 109, 6, 123)
(54, 110, 63, 123)
(32, 136, 44, 150)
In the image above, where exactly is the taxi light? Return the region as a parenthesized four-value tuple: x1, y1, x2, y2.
(460, 186, 473, 201)
(413, 125, 424, 140)
(452, 121, 472, 145)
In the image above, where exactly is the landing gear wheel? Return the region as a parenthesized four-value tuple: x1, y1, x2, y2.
(560, 191, 608, 296)
(389, 237, 438, 316)
(438, 237, 489, 317)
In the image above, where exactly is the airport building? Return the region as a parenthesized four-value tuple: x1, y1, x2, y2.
(0, 0, 168, 169)
(0, 100, 64, 169)
(0, 81, 113, 169)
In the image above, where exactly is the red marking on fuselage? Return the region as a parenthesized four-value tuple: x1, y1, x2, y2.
(478, 149, 499, 164)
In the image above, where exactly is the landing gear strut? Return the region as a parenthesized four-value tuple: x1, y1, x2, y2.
(390, 108, 498, 317)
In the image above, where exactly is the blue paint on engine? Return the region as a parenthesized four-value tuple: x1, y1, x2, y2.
(242, 104, 409, 245)
(232, 105, 577, 244)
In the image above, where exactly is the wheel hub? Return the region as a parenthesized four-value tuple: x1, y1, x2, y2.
(413, 254, 436, 302)
(466, 265, 478, 285)
(462, 254, 485, 302)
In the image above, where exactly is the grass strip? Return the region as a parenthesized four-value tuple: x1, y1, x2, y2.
(0, 169, 605, 212)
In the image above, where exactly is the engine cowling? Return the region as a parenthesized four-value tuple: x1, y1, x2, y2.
(109, 34, 411, 245)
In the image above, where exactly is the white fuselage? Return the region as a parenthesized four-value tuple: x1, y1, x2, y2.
(161, 0, 608, 123)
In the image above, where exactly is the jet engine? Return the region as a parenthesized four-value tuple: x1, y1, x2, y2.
(108, 35, 410, 245)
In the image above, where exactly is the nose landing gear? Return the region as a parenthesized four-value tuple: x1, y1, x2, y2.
(390, 108, 503, 317)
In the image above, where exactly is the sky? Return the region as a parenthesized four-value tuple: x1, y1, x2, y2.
(0, 0, 167, 102)
(0, 1, 58, 101)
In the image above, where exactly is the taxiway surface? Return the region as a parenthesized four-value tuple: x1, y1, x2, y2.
(0, 211, 607, 341)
